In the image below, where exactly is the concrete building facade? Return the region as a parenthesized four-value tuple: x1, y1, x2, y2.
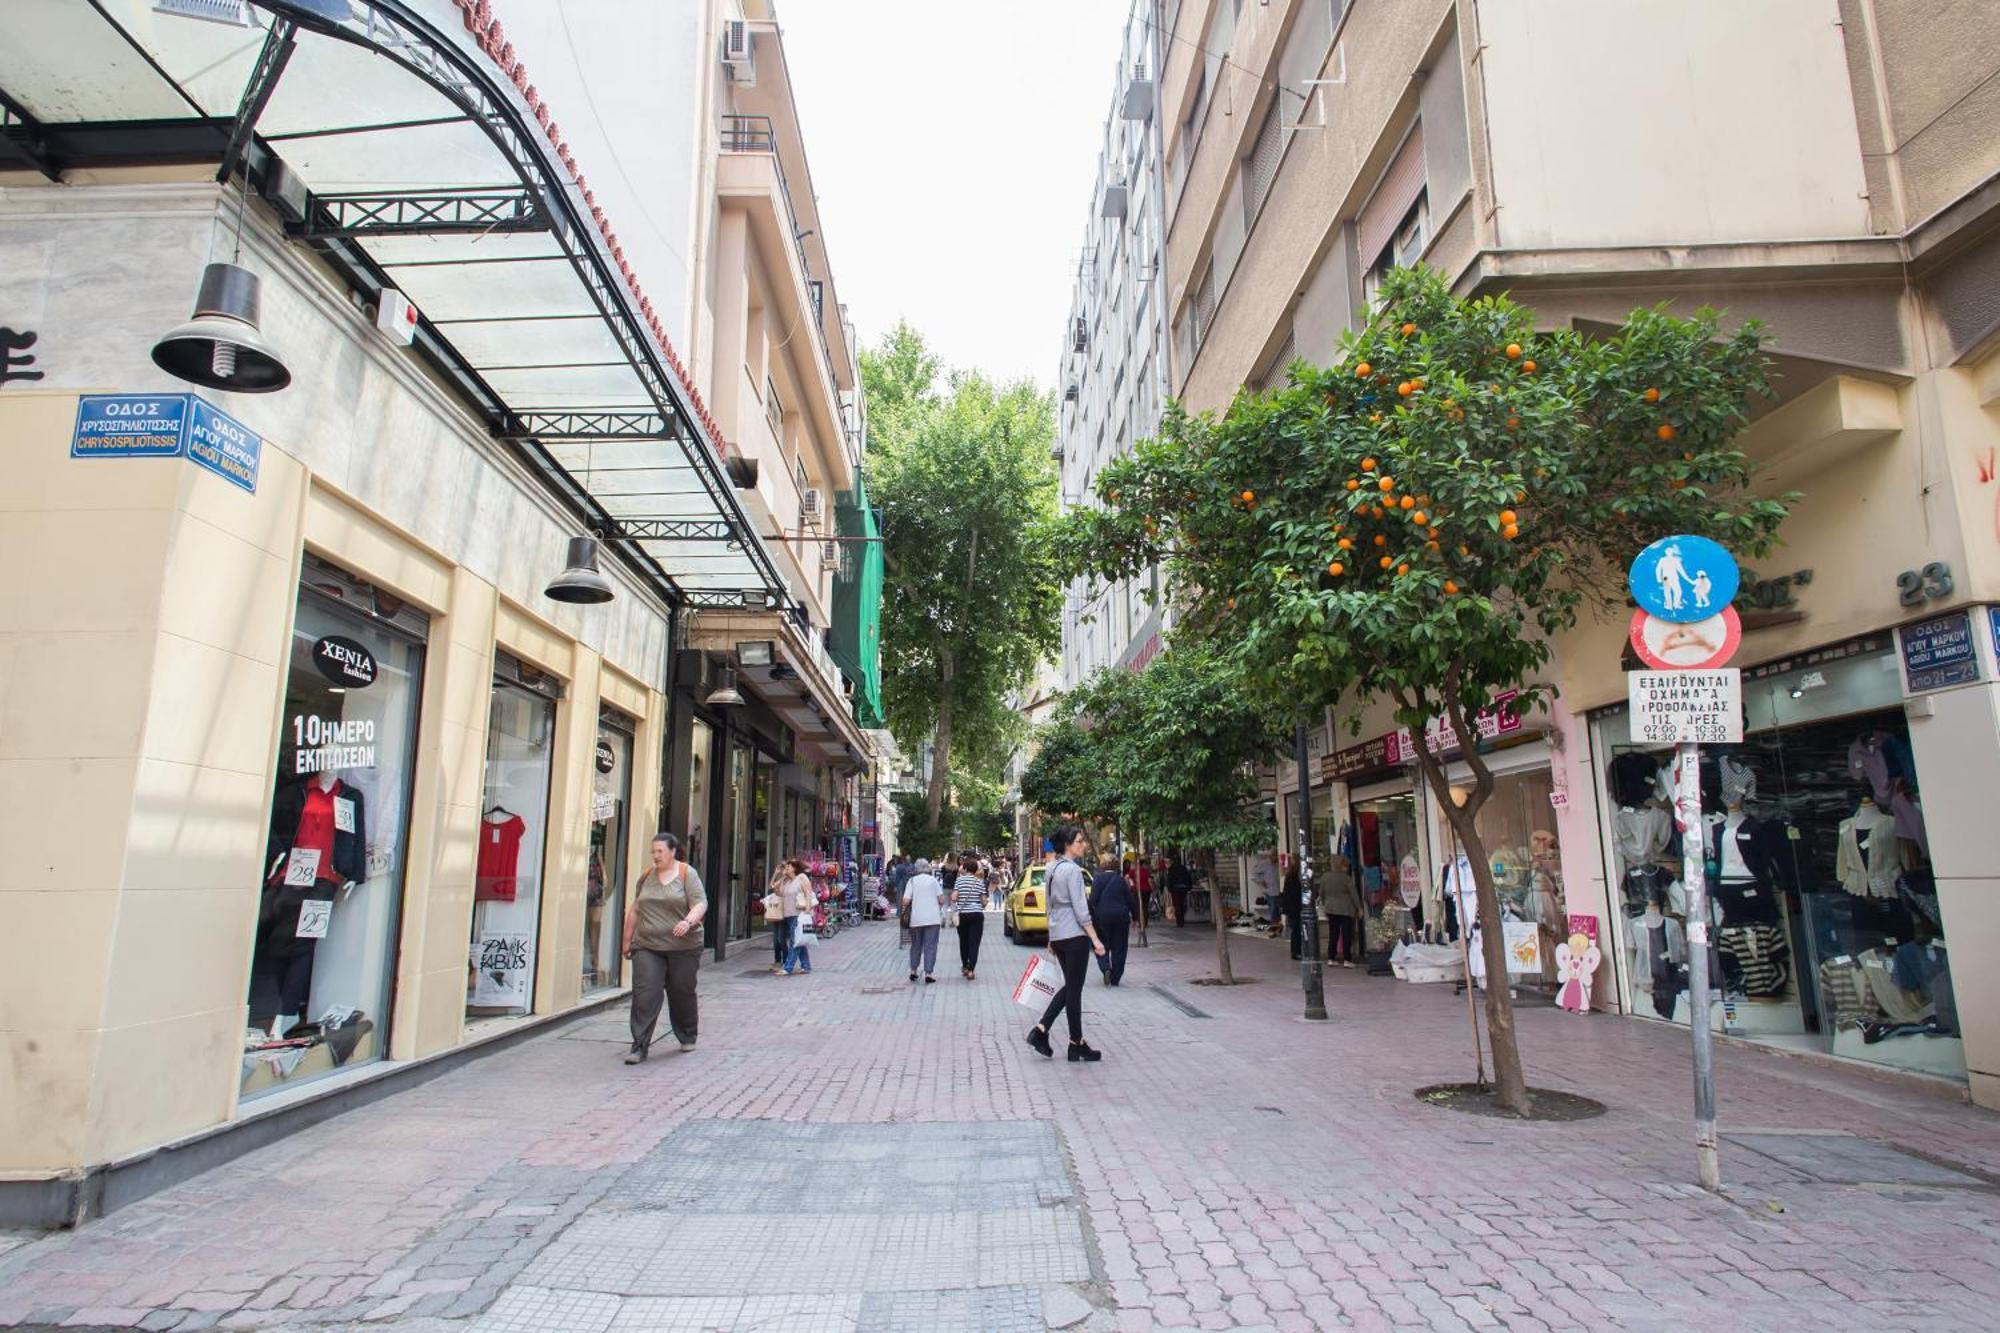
(1151, 0, 2000, 1102)
(0, 0, 875, 1223)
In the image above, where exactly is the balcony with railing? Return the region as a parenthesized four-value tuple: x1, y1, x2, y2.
(719, 114, 847, 407)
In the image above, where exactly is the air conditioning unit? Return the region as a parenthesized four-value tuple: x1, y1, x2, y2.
(1122, 63, 1154, 121)
(1063, 382, 1079, 403)
(722, 20, 757, 85)
(1071, 317, 1087, 354)
(801, 488, 823, 523)
(1101, 181, 1130, 220)
(822, 540, 839, 563)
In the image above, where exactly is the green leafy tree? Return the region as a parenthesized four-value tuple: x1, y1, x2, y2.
(1024, 648, 1282, 982)
(863, 323, 1061, 833)
(1062, 266, 1785, 1112)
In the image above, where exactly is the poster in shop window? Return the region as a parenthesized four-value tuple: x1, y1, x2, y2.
(471, 932, 532, 1006)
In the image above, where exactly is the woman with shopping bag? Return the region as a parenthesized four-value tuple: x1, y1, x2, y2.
(780, 858, 816, 975)
(1026, 827, 1108, 1062)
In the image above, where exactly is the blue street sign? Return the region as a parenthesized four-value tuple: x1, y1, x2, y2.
(1629, 534, 1739, 624)
(71, 394, 189, 459)
(69, 391, 260, 494)
(185, 395, 261, 493)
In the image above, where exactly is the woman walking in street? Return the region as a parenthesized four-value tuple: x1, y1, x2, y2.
(954, 853, 988, 979)
(1027, 827, 1108, 1062)
(781, 857, 816, 975)
(902, 857, 947, 983)
(1321, 855, 1363, 967)
(1089, 853, 1136, 986)
(764, 862, 795, 976)
(622, 832, 707, 1064)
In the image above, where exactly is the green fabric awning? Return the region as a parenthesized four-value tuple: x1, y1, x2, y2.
(831, 471, 885, 728)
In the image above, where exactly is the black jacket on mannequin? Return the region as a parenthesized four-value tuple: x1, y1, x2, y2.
(265, 778, 368, 885)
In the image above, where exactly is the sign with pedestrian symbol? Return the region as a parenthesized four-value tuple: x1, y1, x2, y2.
(1629, 534, 1738, 623)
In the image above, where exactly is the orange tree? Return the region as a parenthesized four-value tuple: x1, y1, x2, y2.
(1057, 265, 1787, 1113)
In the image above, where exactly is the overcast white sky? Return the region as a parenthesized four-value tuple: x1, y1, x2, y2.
(779, 0, 1136, 391)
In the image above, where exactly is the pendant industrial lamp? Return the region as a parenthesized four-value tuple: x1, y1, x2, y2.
(704, 669, 745, 708)
(152, 171, 291, 392)
(544, 536, 615, 604)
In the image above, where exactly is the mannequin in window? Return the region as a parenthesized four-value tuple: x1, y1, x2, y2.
(250, 770, 368, 1033)
(1836, 795, 1904, 899)
(1704, 801, 1781, 926)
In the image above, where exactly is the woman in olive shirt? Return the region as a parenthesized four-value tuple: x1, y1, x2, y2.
(622, 831, 707, 1064)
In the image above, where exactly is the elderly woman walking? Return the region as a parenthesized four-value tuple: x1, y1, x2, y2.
(622, 832, 707, 1064)
(901, 857, 947, 983)
(1027, 827, 1108, 1062)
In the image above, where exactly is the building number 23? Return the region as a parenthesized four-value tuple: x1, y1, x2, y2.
(1895, 562, 1953, 607)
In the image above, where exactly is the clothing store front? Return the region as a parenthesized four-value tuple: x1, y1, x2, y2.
(1428, 740, 1570, 995)
(468, 658, 561, 1022)
(585, 713, 637, 995)
(1321, 733, 1435, 966)
(1591, 633, 1961, 1079)
(245, 559, 425, 1098)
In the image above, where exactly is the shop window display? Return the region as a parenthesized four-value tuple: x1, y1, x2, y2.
(1345, 789, 1426, 961)
(245, 562, 424, 1098)
(584, 713, 634, 994)
(1470, 767, 1567, 991)
(1594, 641, 1959, 1080)
(468, 659, 558, 1019)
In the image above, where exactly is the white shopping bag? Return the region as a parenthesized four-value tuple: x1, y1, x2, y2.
(1012, 953, 1063, 1009)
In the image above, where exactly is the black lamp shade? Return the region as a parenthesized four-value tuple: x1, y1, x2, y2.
(545, 536, 615, 604)
(152, 262, 291, 393)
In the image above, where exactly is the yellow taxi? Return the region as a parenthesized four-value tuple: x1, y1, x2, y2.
(1003, 862, 1049, 943)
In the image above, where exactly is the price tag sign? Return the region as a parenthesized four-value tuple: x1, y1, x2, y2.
(334, 796, 356, 833)
(296, 898, 332, 939)
(283, 847, 323, 887)
(1627, 669, 1743, 745)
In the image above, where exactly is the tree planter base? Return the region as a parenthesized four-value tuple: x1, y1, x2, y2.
(1414, 1082, 1606, 1122)
(1189, 976, 1259, 986)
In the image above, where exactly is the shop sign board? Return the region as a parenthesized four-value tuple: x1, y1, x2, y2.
(1899, 610, 1980, 693)
(312, 635, 377, 688)
(69, 392, 262, 493)
(1321, 733, 1394, 781)
(1628, 606, 1741, 671)
(1629, 534, 1739, 623)
(1387, 690, 1523, 764)
(1627, 670, 1743, 745)
(471, 932, 532, 1006)
(594, 739, 617, 773)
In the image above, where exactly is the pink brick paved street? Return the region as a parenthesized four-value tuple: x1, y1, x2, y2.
(4, 919, 2000, 1331)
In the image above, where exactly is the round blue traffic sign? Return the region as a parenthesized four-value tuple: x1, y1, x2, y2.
(1629, 534, 1738, 624)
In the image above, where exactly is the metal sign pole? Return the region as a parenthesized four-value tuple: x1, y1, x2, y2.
(1675, 741, 1722, 1191)
(1295, 723, 1327, 1020)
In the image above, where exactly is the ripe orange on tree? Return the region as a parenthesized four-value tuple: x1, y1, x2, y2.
(1338, 536, 1354, 550)
(1444, 580, 1459, 595)
(1373, 534, 1388, 547)
(1345, 478, 1361, 491)
(1378, 475, 1395, 492)
(1400, 321, 1418, 336)
(1505, 343, 1522, 359)
(1644, 387, 1661, 403)
(1397, 381, 1414, 397)
(1657, 423, 1677, 441)
(1412, 510, 1429, 525)
(1397, 563, 1410, 576)
(1522, 360, 1537, 374)
(1327, 561, 1344, 577)
(1503, 523, 1521, 540)
(1361, 457, 1378, 471)
(1379, 556, 1393, 569)
(1500, 509, 1517, 525)
(1355, 361, 1372, 378)
(1399, 495, 1416, 510)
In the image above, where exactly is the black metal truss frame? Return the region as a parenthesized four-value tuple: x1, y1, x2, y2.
(245, 0, 786, 604)
(298, 188, 548, 237)
(681, 588, 789, 611)
(613, 518, 739, 543)
(499, 408, 682, 440)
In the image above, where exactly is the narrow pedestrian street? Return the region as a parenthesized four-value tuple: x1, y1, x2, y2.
(5, 921, 1999, 1333)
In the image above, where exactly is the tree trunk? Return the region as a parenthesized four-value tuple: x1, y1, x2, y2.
(926, 673, 953, 831)
(1410, 713, 1529, 1116)
(1208, 850, 1235, 984)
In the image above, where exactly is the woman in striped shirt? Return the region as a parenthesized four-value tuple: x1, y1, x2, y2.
(953, 853, 989, 980)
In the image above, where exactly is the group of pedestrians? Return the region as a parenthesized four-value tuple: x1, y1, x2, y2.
(1280, 856, 1365, 966)
(892, 852, 1003, 982)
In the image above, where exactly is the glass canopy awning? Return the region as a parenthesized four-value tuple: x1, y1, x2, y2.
(0, 0, 785, 609)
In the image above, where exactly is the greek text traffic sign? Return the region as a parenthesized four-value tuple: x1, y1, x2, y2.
(1629, 534, 1739, 624)
(70, 392, 261, 493)
(1899, 610, 1980, 693)
(1628, 670, 1744, 745)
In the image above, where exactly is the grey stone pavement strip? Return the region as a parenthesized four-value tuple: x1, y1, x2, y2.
(5, 922, 2000, 1330)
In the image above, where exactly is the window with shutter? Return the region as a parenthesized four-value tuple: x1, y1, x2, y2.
(1243, 100, 1284, 227)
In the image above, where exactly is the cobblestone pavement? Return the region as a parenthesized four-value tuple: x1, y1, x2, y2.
(5, 920, 2000, 1330)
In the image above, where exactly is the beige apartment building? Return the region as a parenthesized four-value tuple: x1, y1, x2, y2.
(0, 0, 876, 1225)
(1150, 0, 2000, 1103)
